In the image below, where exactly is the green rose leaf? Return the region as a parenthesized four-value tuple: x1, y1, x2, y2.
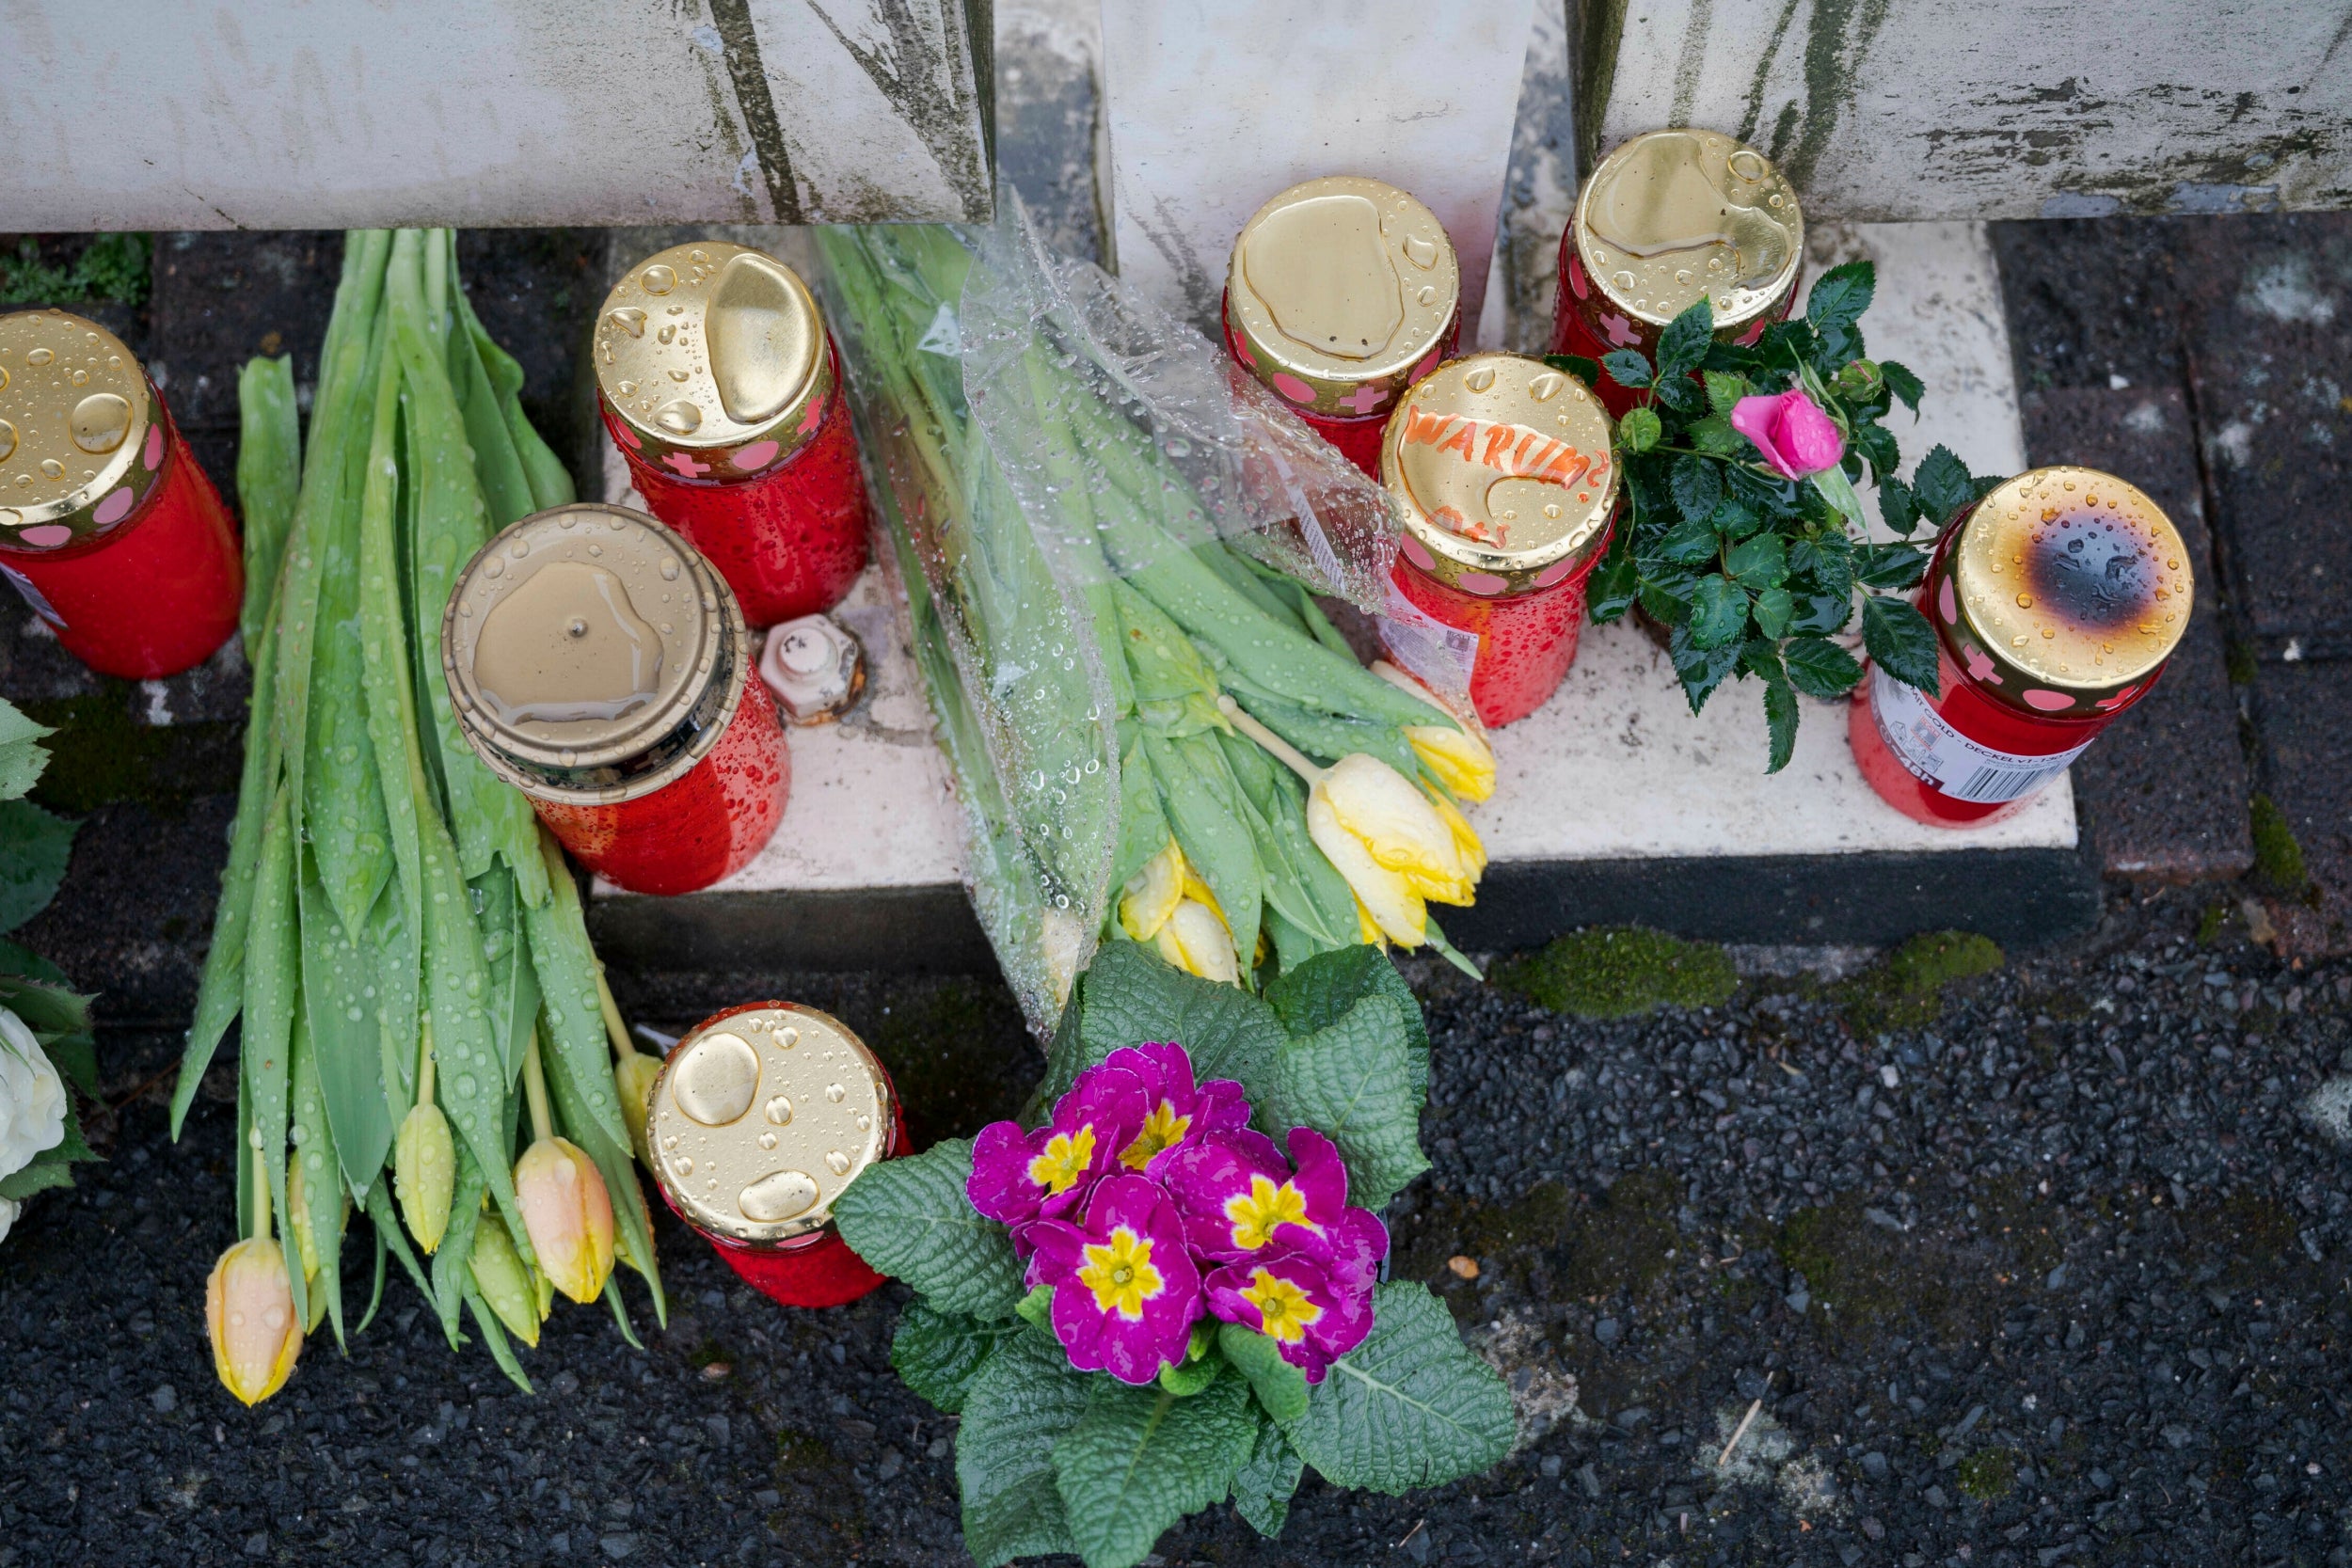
(1055, 1366, 1258, 1568)
(1911, 444, 1976, 525)
(1783, 635, 1865, 699)
(1656, 299, 1715, 381)
(1586, 530, 1639, 624)
(1788, 531, 1855, 602)
(1600, 349, 1652, 391)
(1750, 585, 1794, 640)
(959, 1331, 1090, 1566)
(1616, 405, 1662, 451)
(1262, 982, 1429, 1209)
(1853, 420, 1899, 481)
(1282, 1284, 1515, 1494)
(1687, 413, 1740, 455)
(1740, 642, 1801, 774)
(1882, 359, 1925, 414)
(1687, 575, 1751, 650)
(1657, 512, 1720, 566)
(1878, 474, 1922, 536)
(1854, 541, 1931, 592)
(1709, 498, 1764, 540)
(0, 698, 54, 802)
(1787, 587, 1855, 638)
(1049, 939, 1286, 1107)
(1667, 625, 1742, 713)
(1232, 1418, 1306, 1539)
(1669, 454, 1724, 525)
(1218, 1321, 1310, 1424)
(1541, 353, 1602, 392)
(1653, 374, 1705, 417)
(895, 1302, 1025, 1414)
(1726, 533, 1788, 591)
(1805, 260, 1875, 333)
(1638, 578, 1694, 627)
(0, 798, 75, 936)
(1861, 594, 1942, 694)
(1701, 370, 1748, 419)
(833, 1137, 1026, 1319)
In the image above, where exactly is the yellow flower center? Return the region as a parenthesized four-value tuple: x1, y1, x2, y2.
(1223, 1174, 1316, 1251)
(1026, 1125, 1097, 1196)
(1120, 1101, 1192, 1171)
(1077, 1227, 1165, 1321)
(1240, 1268, 1324, 1345)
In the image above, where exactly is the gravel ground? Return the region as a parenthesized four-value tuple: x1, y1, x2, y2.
(6, 884, 2350, 1566)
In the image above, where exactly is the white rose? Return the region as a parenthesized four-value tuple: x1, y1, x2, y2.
(0, 1194, 17, 1245)
(0, 1006, 66, 1181)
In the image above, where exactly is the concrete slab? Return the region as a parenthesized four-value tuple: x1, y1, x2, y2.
(2252, 660, 2352, 957)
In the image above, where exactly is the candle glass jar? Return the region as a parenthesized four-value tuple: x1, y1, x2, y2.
(1379, 353, 1620, 726)
(645, 1001, 903, 1309)
(596, 243, 869, 627)
(1222, 176, 1461, 479)
(0, 309, 241, 678)
(1851, 467, 2191, 825)
(1549, 129, 1804, 419)
(441, 502, 789, 895)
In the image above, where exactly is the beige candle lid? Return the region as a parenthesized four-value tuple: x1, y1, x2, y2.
(1573, 129, 1803, 333)
(0, 310, 164, 553)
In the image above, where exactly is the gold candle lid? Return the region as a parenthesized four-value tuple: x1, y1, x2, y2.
(1934, 467, 2192, 718)
(0, 310, 165, 553)
(440, 502, 750, 803)
(595, 242, 835, 483)
(1570, 129, 1803, 340)
(1226, 176, 1459, 420)
(647, 1003, 893, 1246)
(1380, 353, 1619, 596)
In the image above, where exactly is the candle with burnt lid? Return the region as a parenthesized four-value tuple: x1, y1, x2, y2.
(596, 242, 868, 627)
(646, 1002, 904, 1309)
(1550, 129, 1804, 419)
(1380, 353, 1621, 726)
(1222, 176, 1461, 478)
(1851, 467, 2192, 826)
(0, 309, 241, 677)
(440, 502, 789, 895)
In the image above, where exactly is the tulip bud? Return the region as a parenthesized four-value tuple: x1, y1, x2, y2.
(513, 1136, 616, 1305)
(1118, 841, 1186, 943)
(613, 1053, 664, 1166)
(205, 1238, 303, 1405)
(1404, 722, 1496, 803)
(469, 1212, 542, 1348)
(285, 1160, 345, 1333)
(394, 1101, 456, 1254)
(1154, 897, 1240, 984)
(1307, 753, 1478, 948)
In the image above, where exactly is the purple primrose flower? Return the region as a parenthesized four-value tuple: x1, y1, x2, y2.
(1025, 1173, 1203, 1384)
(1159, 1125, 1364, 1262)
(1101, 1042, 1248, 1174)
(967, 1061, 1147, 1237)
(1202, 1239, 1377, 1383)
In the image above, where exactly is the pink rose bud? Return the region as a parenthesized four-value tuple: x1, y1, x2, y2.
(1730, 389, 1845, 480)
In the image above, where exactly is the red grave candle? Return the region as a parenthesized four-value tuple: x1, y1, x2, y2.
(1549, 129, 1804, 420)
(596, 242, 869, 627)
(441, 502, 788, 895)
(1221, 176, 1461, 479)
(645, 1001, 903, 1309)
(0, 309, 241, 678)
(1851, 467, 2191, 826)
(1378, 353, 1621, 727)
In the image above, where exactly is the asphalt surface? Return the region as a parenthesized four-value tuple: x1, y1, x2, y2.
(6, 886, 2351, 1567)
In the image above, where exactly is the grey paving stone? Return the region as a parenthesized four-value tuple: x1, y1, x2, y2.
(1989, 216, 2198, 393)
(2018, 387, 2252, 882)
(2251, 660, 2352, 956)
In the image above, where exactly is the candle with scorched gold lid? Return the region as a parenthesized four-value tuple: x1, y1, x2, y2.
(1221, 176, 1462, 477)
(1851, 467, 2194, 825)
(440, 501, 789, 895)
(1380, 352, 1621, 726)
(596, 242, 869, 627)
(1549, 129, 1804, 417)
(646, 1001, 905, 1308)
(0, 309, 242, 677)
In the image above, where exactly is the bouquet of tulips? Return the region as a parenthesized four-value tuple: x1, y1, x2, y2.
(817, 194, 1497, 1032)
(174, 230, 667, 1405)
(834, 943, 1511, 1568)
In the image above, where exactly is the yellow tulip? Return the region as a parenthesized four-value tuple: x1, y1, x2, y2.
(1155, 896, 1241, 983)
(1118, 841, 1186, 942)
(206, 1238, 302, 1406)
(469, 1212, 543, 1348)
(612, 1052, 663, 1167)
(1374, 661, 1496, 801)
(393, 1100, 455, 1255)
(513, 1136, 616, 1305)
(1422, 781, 1488, 880)
(1317, 753, 1476, 905)
(1307, 784, 1428, 945)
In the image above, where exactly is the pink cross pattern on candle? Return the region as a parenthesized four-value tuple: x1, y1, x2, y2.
(663, 451, 712, 478)
(1339, 383, 1390, 416)
(1962, 642, 1998, 684)
(1601, 313, 1640, 348)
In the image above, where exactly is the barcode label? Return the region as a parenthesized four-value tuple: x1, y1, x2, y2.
(1868, 671, 2090, 805)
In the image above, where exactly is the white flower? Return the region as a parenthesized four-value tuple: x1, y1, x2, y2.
(0, 1194, 18, 1245)
(0, 1006, 66, 1181)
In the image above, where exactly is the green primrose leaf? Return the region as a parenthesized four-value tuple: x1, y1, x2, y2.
(1750, 585, 1794, 640)
(1806, 260, 1875, 332)
(1726, 533, 1788, 590)
(1017, 1284, 1056, 1329)
(1262, 981, 1430, 1209)
(1882, 359, 1925, 414)
(1702, 370, 1748, 419)
(1616, 406, 1662, 452)
(1854, 541, 1931, 592)
(0, 798, 75, 936)
(1783, 635, 1865, 699)
(1218, 1322, 1311, 1423)
(1054, 940, 1285, 1106)
(1657, 513, 1721, 566)
(1688, 575, 1751, 649)
(1670, 454, 1724, 524)
(1056, 1367, 1258, 1568)
(1542, 353, 1603, 392)
(1657, 300, 1715, 381)
(1231, 1418, 1306, 1539)
(1911, 445, 1976, 524)
(1601, 349, 1653, 391)
(959, 1333, 1089, 1566)
(895, 1304, 1025, 1415)
(1861, 594, 1942, 694)
(833, 1137, 1027, 1319)
(1878, 474, 1921, 536)
(1284, 1284, 1515, 1494)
